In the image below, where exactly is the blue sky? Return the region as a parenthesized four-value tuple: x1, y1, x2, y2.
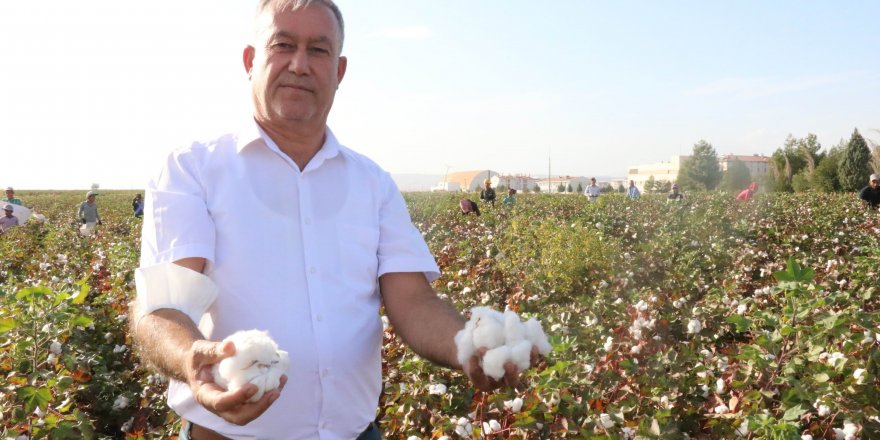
(1, 1, 878, 189)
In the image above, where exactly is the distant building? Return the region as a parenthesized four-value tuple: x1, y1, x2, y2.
(430, 181, 461, 192)
(496, 174, 539, 192)
(719, 154, 771, 177)
(442, 170, 499, 192)
(534, 176, 591, 193)
(627, 155, 689, 190)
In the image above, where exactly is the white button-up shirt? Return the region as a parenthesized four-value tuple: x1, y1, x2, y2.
(140, 121, 439, 439)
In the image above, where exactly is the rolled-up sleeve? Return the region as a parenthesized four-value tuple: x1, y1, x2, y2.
(376, 172, 440, 282)
(140, 147, 216, 267)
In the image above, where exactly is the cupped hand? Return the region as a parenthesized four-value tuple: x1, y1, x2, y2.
(463, 345, 540, 391)
(185, 339, 287, 426)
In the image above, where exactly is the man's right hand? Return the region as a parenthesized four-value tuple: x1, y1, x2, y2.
(185, 339, 286, 426)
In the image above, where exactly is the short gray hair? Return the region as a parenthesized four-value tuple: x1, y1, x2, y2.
(256, 0, 345, 53)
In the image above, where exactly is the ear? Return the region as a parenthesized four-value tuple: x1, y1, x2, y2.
(243, 46, 256, 80)
(336, 55, 347, 86)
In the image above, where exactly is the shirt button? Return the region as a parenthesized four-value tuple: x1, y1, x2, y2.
(310, 267, 317, 275)
(322, 368, 329, 377)
(305, 218, 312, 225)
(316, 314, 323, 322)
(321, 421, 329, 429)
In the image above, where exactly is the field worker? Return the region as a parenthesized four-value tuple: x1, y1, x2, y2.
(459, 198, 481, 216)
(480, 178, 496, 206)
(585, 177, 601, 202)
(132, 194, 144, 217)
(78, 191, 102, 227)
(736, 182, 757, 201)
(503, 187, 517, 205)
(4, 187, 22, 206)
(626, 180, 640, 200)
(860, 174, 880, 209)
(667, 184, 684, 202)
(131, 1, 537, 438)
(0, 204, 19, 233)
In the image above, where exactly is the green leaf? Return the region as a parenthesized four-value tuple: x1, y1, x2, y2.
(70, 315, 94, 328)
(17, 386, 52, 413)
(782, 404, 807, 421)
(774, 257, 814, 284)
(70, 282, 89, 305)
(15, 286, 53, 301)
(813, 373, 830, 383)
(726, 315, 751, 332)
(0, 318, 18, 334)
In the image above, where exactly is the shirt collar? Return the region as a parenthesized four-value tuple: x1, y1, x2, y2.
(236, 119, 341, 171)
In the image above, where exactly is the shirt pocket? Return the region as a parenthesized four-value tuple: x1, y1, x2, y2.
(336, 224, 380, 293)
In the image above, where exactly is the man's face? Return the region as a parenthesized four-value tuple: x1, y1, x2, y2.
(5, 190, 12, 199)
(4, 210, 12, 217)
(87, 195, 96, 203)
(871, 179, 879, 189)
(245, 4, 347, 127)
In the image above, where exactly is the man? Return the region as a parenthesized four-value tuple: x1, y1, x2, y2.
(860, 174, 880, 209)
(667, 184, 684, 202)
(78, 191, 102, 226)
(131, 1, 534, 438)
(626, 180, 640, 200)
(0, 204, 19, 233)
(4, 187, 22, 206)
(479, 178, 496, 206)
(585, 177, 601, 202)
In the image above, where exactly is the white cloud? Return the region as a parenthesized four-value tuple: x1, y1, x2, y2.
(375, 26, 432, 39)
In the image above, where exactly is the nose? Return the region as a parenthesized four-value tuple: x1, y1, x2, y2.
(288, 48, 309, 75)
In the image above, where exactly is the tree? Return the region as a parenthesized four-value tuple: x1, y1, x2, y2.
(769, 133, 823, 192)
(644, 176, 656, 193)
(810, 145, 843, 192)
(533, 184, 542, 193)
(618, 184, 626, 193)
(720, 160, 752, 193)
(557, 183, 566, 193)
(655, 180, 672, 193)
(868, 130, 880, 173)
(838, 128, 872, 192)
(567, 183, 574, 193)
(677, 140, 722, 191)
(576, 183, 584, 193)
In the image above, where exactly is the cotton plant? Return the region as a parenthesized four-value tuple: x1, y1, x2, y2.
(211, 329, 289, 402)
(454, 307, 552, 380)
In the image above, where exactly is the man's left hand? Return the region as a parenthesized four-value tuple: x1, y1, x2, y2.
(462, 345, 540, 391)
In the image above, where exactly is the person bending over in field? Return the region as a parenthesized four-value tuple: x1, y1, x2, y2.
(460, 198, 481, 216)
(130, 2, 537, 438)
(667, 184, 684, 203)
(860, 174, 880, 210)
(736, 182, 757, 201)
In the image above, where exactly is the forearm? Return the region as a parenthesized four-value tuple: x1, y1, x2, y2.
(131, 306, 204, 382)
(381, 273, 466, 369)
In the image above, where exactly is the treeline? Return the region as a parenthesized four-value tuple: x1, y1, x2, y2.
(670, 128, 880, 193)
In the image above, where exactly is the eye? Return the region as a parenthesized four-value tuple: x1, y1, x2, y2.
(272, 42, 295, 51)
(309, 46, 330, 55)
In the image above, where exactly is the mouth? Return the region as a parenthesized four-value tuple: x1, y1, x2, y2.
(280, 84, 313, 94)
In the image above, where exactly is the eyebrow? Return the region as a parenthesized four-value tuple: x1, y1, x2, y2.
(269, 31, 334, 47)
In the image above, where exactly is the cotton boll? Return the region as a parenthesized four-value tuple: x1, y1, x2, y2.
(211, 330, 290, 403)
(454, 321, 477, 367)
(510, 340, 533, 371)
(524, 318, 552, 355)
(504, 310, 527, 344)
(472, 312, 505, 350)
(504, 397, 524, 413)
(482, 345, 513, 380)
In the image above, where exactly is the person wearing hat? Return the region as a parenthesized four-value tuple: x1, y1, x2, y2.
(0, 204, 19, 233)
(859, 174, 880, 210)
(667, 183, 684, 202)
(78, 191, 102, 227)
(480, 177, 497, 206)
(4, 187, 22, 206)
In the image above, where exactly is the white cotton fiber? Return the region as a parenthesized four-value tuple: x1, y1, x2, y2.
(504, 311, 527, 344)
(454, 307, 553, 380)
(472, 309, 506, 350)
(510, 340, 533, 371)
(454, 321, 477, 367)
(482, 345, 512, 380)
(524, 318, 552, 355)
(211, 329, 290, 402)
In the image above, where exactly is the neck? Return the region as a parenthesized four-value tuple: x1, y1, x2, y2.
(256, 117, 326, 171)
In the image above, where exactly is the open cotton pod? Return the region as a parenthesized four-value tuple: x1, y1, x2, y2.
(211, 330, 290, 402)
